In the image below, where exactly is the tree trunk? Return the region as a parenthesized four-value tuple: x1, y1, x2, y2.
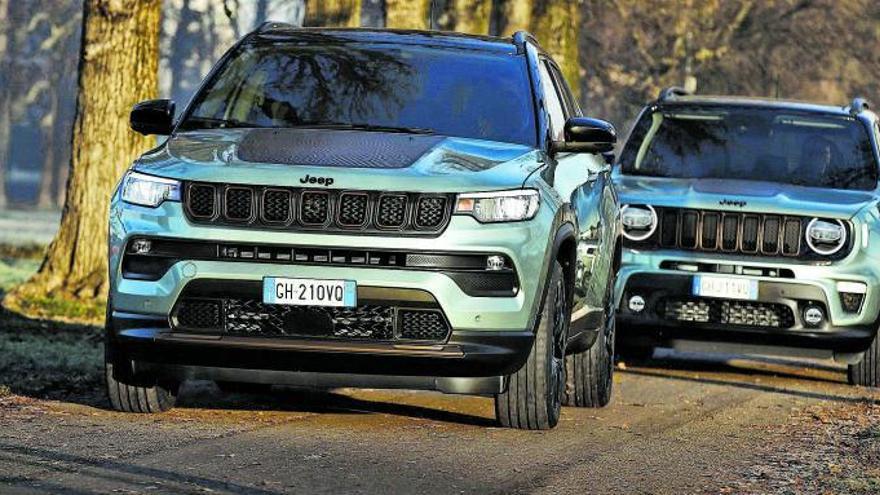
(385, 0, 430, 29)
(305, 0, 361, 27)
(495, 1, 579, 99)
(0, 0, 11, 209)
(8, 0, 162, 304)
(496, 0, 531, 34)
(531, 1, 580, 97)
(37, 93, 59, 209)
(453, 0, 491, 34)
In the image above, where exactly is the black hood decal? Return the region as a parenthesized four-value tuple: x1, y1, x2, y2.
(236, 128, 445, 169)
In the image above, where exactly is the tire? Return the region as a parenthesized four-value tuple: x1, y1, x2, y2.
(104, 303, 178, 413)
(848, 332, 880, 387)
(495, 261, 568, 430)
(563, 271, 615, 408)
(216, 381, 273, 395)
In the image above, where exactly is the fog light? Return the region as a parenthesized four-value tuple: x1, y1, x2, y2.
(130, 239, 152, 254)
(840, 293, 865, 313)
(486, 255, 506, 271)
(803, 305, 825, 327)
(837, 281, 867, 313)
(628, 295, 646, 313)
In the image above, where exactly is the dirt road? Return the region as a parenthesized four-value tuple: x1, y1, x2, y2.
(1, 350, 878, 495)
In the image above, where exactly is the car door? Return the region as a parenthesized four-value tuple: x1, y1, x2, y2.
(539, 60, 615, 330)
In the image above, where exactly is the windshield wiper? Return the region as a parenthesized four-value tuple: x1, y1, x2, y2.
(291, 121, 435, 135)
(180, 116, 266, 130)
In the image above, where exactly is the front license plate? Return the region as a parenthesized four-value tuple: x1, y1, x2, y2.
(692, 275, 758, 300)
(263, 277, 357, 307)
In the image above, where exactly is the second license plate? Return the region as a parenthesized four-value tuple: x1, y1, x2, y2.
(692, 275, 758, 300)
(263, 277, 357, 307)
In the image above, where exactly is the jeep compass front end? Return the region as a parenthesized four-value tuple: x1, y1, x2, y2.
(106, 25, 621, 430)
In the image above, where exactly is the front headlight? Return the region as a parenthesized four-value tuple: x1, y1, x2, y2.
(121, 171, 181, 207)
(621, 204, 657, 241)
(806, 218, 846, 255)
(455, 189, 539, 223)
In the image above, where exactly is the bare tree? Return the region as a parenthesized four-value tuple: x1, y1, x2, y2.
(0, 0, 11, 208)
(580, 0, 880, 126)
(7, 0, 163, 306)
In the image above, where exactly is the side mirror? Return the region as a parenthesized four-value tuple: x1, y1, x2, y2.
(130, 99, 175, 136)
(552, 117, 617, 154)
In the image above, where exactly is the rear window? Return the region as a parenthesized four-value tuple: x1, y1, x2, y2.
(619, 105, 879, 191)
(179, 41, 537, 147)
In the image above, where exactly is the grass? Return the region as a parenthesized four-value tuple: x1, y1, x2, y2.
(11, 294, 105, 323)
(0, 244, 104, 402)
(0, 307, 103, 401)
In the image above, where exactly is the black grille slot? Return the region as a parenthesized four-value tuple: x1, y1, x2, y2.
(721, 215, 739, 251)
(187, 184, 216, 218)
(782, 219, 802, 255)
(660, 210, 678, 247)
(702, 212, 719, 250)
(398, 310, 449, 341)
(741, 215, 760, 253)
(338, 193, 369, 226)
(175, 299, 222, 330)
(174, 297, 451, 343)
(662, 298, 794, 328)
(680, 210, 698, 248)
(762, 216, 781, 254)
(183, 182, 451, 235)
(415, 196, 447, 229)
(262, 189, 292, 223)
(376, 194, 407, 228)
(224, 187, 254, 221)
(300, 192, 330, 225)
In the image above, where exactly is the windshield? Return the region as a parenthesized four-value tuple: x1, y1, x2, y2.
(619, 106, 879, 191)
(179, 41, 537, 147)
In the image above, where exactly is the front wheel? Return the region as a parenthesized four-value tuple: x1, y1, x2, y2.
(494, 261, 568, 430)
(848, 332, 880, 387)
(105, 330, 178, 413)
(564, 274, 615, 408)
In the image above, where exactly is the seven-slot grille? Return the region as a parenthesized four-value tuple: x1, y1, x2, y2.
(184, 182, 452, 235)
(173, 298, 451, 343)
(650, 208, 809, 257)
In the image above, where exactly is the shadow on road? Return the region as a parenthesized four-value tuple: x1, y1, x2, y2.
(0, 442, 283, 495)
(619, 350, 880, 405)
(177, 385, 497, 427)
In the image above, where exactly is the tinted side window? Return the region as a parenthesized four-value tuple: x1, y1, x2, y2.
(538, 61, 566, 142)
(548, 64, 580, 117)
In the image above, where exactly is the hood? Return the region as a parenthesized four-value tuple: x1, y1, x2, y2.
(134, 128, 541, 193)
(614, 174, 878, 219)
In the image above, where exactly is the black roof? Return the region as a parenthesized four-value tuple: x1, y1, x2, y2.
(251, 25, 520, 55)
(658, 94, 874, 119)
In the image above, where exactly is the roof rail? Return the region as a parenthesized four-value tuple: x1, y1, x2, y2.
(257, 21, 295, 33)
(658, 86, 692, 102)
(512, 31, 539, 54)
(849, 97, 871, 115)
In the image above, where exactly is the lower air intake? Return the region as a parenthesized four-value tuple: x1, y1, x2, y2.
(662, 298, 794, 328)
(172, 298, 451, 343)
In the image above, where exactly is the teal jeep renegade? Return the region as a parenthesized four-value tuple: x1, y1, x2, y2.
(106, 25, 621, 429)
(614, 89, 880, 387)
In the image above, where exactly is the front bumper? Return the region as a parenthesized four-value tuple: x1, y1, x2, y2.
(614, 249, 880, 354)
(108, 197, 556, 384)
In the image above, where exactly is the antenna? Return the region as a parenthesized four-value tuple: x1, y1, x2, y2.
(429, 0, 437, 30)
